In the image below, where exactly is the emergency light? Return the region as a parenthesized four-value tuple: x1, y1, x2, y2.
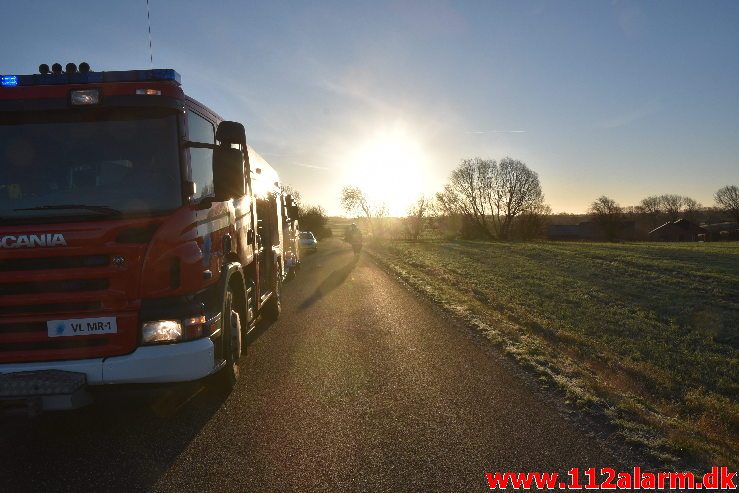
(1, 75, 18, 87)
(0, 68, 180, 87)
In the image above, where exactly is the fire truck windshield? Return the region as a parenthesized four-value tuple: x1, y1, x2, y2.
(0, 107, 182, 221)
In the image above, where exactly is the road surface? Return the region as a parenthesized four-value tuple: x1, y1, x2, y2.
(1, 240, 626, 492)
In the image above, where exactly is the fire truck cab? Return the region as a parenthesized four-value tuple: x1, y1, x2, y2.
(0, 66, 283, 411)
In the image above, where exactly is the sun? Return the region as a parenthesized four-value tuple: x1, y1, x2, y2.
(344, 125, 428, 217)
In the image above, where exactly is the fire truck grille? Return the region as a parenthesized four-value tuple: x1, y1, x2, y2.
(0, 338, 109, 353)
(0, 236, 143, 363)
(0, 302, 102, 317)
(0, 255, 109, 272)
(0, 279, 109, 296)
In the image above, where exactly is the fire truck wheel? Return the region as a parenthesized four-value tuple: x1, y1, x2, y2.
(264, 273, 282, 322)
(216, 287, 241, 391)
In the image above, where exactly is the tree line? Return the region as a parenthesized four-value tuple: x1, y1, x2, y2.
(288, 160, 738, 242)
(337, 157, 550, 241)
(588, 186, 739, 241)
(338, 158, 739, 242)
(280, 184, 333, 239)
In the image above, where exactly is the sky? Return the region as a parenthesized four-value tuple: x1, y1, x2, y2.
(2, 0, 738, 215)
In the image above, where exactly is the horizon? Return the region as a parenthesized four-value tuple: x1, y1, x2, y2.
(2, 1, 738, 215)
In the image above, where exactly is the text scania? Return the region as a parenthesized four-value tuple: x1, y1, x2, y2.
(0, 234, 67, 248)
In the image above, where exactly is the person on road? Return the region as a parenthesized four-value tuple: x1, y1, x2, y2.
(345, 223, 363, 257)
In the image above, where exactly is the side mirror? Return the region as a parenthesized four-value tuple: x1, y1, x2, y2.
(213, 147, 245, 201)
(215, 121, 246, 146)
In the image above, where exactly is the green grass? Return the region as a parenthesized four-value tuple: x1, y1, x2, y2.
(370, 240, 739, 468)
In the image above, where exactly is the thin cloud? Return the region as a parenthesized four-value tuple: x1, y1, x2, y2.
(597, 100, 660, 129)
(290, 162, 331, 171)
(468, 130, 527, 134)
(315, 76, 392, 113)
(260, 152, 331, 171)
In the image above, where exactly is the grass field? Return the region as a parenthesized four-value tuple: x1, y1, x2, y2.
(370, 240, 739, 468)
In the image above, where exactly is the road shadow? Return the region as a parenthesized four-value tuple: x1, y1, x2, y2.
(298, 255, 359, 310)
(244, 317, 276, 345)
(0, 379, 229, 491)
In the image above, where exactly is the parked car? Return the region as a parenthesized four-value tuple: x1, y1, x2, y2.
(299, 231, 318, 253)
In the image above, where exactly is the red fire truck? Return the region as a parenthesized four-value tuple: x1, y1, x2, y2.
(0, 64, 284, 412)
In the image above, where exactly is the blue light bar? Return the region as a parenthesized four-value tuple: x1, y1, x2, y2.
(0, 69, 180, 87)
(1, 75, 18, 87)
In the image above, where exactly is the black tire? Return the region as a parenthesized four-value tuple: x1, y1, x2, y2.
(215, 287, 241, 391)
(263, 272, 282, 322)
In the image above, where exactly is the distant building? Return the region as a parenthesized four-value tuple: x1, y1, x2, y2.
(547, 220, 635, 241)
(648, 219, 707, 242)
(700, 222, 739, 241)
(547, 224, 581, 240)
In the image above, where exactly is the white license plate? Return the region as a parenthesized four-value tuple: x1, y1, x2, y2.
(47, 317, 118, 337)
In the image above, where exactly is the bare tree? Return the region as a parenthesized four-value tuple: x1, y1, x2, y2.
(638, 195, 663, 228)
(434, 185, 462, 217)
(340, 186, 388, 236)
(280, 184, 301, 204)
(682, 196, 702, 222)
(514, 202, 552, 240)
(448, 158, 496, 237)
(404, 196, 429, 241)
(659, 194, 685, 221)
(341, 186, 372, 232)
(489, 157, 545, 240)
(715, 185, 739, 223)
(638, 194, 702, 226)
(431, 191, 464, 239)
(374, 203, 389, 238)
(589, 196, 623, 241)
(435, 157, 546, 240)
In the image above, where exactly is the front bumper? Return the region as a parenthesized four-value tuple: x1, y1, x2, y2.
(0, 338, 216, 386)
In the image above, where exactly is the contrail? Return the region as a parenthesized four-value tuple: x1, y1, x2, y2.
(469, 130, 527, 134)
(292, 162, 330, 170)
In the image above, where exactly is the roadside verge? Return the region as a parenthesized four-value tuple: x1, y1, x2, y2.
(366, 240, 738, 471)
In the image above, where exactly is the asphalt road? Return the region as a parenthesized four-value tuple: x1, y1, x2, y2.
(1, 239, 625, 492)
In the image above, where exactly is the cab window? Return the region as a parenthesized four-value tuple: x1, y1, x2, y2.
(186, 111, 215, 199)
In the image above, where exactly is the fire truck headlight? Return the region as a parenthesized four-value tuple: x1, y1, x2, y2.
(142, 320, 182, 344)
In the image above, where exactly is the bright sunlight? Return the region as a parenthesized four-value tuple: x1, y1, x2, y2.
(344, 124, 428, 217)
